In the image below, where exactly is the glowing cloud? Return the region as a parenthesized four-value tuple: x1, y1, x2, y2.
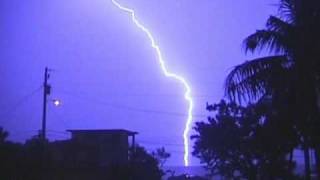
(111, 0, 193, 166)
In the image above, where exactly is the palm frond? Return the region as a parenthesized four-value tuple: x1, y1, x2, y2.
(225, 56, 289, 103)
(266, 16, 292, 34)
(243, 30, 288, 54)
(243, 30, 288, 55)
(279, 0, 297, 22)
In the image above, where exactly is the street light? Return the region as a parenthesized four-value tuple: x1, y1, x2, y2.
(52, 99, 62, 107)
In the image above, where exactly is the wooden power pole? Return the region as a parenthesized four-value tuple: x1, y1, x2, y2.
(41, 67, 50, 141)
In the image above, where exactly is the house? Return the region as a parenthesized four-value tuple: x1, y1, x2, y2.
(67, 129, 137, 167)
(48, 129, 138, 180)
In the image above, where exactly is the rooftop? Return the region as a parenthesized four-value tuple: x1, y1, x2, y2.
(67, 129, 138, 136)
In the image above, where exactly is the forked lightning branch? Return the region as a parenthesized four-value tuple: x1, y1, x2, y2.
(111, 0, 194, 166)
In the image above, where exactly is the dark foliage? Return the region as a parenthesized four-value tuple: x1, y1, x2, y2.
(0, 128, 167, 180)
(192, 100, 297, 179)
(224, 0, 320, 178)
(130, 146, 164, 180)
(168, 174, 208, 180)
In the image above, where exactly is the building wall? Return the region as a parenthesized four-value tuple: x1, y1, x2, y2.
(70, 131, 130, 166)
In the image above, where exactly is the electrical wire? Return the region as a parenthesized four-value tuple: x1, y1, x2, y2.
(138, 140, 190, 147)
(58, 90, 208, 118)
(0, 86, 42, 121)
(54, 87, 216, 99)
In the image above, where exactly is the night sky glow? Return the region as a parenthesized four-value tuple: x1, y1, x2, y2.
(0, 0, 278, 166)
(111, 0, 194, 166)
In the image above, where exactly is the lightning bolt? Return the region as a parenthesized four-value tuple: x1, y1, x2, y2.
(111, 0, 194, 166)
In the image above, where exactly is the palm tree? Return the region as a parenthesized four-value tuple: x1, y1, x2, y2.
(224, 0, 320, 179)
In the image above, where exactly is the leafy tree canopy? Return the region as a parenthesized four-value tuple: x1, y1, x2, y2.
(192, 100, 297, 179)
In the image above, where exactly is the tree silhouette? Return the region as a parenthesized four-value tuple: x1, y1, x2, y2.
(0, 127, 24, 179)
(152, 147, 171, 168)
(0, 127, 9, 143)
(130, 146, 165, 180)
(224, 0, 320, 178)
(192, 100, 297, 179)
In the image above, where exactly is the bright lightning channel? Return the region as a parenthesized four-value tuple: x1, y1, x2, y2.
(111, 0, 194, 166)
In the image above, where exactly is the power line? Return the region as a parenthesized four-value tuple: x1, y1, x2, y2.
(47, 130, 70, 135)
(58, 91, 208, 118)
(55, 88, 217, 99)
(145, 147, 185, 153)
(138, 140, 190, 147)
(0, 86, 42, 119)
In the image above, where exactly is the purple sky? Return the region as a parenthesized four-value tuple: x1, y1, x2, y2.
(0, 0, 277, 166)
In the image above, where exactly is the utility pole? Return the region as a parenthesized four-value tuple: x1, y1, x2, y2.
(41, 67, 50, 141)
